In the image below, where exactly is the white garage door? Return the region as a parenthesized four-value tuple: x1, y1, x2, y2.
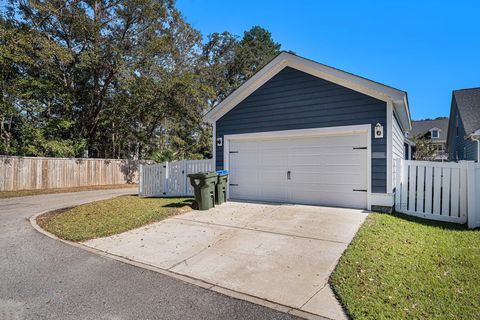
(228, 132, 368, 209)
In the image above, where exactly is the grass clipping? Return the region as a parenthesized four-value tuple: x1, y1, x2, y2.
(37, 196, 193, 242)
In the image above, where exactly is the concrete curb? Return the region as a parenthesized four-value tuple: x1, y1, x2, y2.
(30, 210, 332, 320)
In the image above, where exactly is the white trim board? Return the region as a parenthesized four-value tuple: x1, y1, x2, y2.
(204, 52, 411, 131)
(212, 121, 216, 169)
(223, 124, 378, 210)
(386, 101, 393, 193)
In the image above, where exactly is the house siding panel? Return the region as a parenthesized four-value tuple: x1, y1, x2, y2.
(216, 67, 388, 193)
(448, 100, 478, 162)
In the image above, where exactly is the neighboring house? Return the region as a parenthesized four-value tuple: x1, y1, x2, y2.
(447, 87, 480, 162)
(204, 52, 412, 212)
(410, 117, 449, 160)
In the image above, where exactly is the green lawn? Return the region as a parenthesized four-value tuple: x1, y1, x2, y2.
(0, 184, 137, 199)
(37, 196, 193, 242)
(331, 213, 480, 319)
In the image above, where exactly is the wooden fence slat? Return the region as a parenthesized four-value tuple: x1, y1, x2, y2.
(0, 156, 149, 191)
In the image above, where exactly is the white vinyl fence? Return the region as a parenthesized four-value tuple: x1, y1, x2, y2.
(395, 159, 480, 228)
(139, 159, 213, 197)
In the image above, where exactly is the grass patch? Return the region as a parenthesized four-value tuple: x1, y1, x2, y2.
(331, 213, 480, 320)
(0, 184, 137, 199)
(37, 196, 193, 242)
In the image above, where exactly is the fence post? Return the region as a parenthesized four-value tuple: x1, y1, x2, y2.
(466, 161, 478, 229)
(163, 162, 168, 196)
(138, 164, 143, 196)
(394, 158, 402, 210)
(182, 159, 187, 196)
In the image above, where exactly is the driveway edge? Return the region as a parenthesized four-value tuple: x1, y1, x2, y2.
(29, 210, 331, 320)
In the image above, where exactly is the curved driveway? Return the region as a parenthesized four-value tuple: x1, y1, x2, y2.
(0, 189, 298, 320)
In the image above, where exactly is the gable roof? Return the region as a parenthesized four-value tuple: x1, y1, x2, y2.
(203, 52, 411, 131)
(411, 118, 449, 138)
(453, 87, 480, 135)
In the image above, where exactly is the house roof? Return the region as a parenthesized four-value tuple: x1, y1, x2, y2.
(411, 118, 449, 138)
(203, 52, 412, 131)
(453, 87, 480, 135)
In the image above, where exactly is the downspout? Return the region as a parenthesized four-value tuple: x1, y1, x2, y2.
(471, 136, 480, 163)
(468, 133, 480, 162)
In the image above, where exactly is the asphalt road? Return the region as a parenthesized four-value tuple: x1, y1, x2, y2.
(0, 189, 298, 320)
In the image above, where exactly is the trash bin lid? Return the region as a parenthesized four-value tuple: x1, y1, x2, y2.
(216, 170, 229, 176)
(187, 171, 218, 179)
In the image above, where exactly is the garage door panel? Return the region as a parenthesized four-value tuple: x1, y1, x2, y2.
(291, 172, 364, 185)
(228, 131, 368, 209)
(288, 190, 366, 209)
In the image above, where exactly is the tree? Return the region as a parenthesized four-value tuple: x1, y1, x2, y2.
(412, 137, 437, 161)
(231, 26, 281, 84)
(1, 2, 283, 160)
(1, 13, 81, 156)
(4, 0, 210, 159)
(201, 26, 281, 108)
(201, 31, 238, 108)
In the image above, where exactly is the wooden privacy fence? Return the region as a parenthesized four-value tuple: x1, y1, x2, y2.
(395, 159, 480, 228)
(0, 156, 149, 191)
(139, 159, 213, 197)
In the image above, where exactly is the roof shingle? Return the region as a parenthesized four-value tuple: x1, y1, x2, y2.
(411, 118, 449, 138)
(453, 87, 480, 135)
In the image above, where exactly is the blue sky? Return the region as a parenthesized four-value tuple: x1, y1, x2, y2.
(177, 0, 480, 120)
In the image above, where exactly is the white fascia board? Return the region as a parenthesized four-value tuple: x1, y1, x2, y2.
(203, 52, 411, 130)
(393, 96, 412, 131)
(203, 54, 288, 123)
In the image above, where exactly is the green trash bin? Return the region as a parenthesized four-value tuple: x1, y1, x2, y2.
(187, 171, 217, 210)
(215, 170, 229, 205)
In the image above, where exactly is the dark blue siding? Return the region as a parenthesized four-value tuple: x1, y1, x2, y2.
(216, 67, 387, 193)
(448, 100, 478, 162)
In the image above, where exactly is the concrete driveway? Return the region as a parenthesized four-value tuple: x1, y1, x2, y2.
(85, 201, 368, 319)
(1, 190, 297, 320)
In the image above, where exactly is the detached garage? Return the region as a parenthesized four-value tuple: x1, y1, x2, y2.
(204, 52, 411, 211)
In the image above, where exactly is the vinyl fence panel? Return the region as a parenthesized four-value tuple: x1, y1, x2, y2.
(139, 159, 213, 197)
(394, 159, 479, 226)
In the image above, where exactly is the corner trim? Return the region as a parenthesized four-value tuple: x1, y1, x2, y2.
(386, 101, 393, 193)
(212, 121, 216, 170)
